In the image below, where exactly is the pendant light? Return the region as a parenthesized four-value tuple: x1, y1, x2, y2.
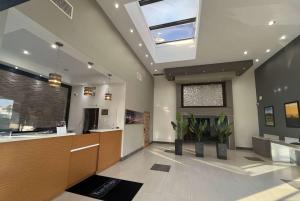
(105, 74, 112, 101)
(49, 42, 63, 87)
(84, 87, 93, 96)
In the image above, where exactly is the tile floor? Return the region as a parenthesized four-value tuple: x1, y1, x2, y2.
(53, 143, 300, 201)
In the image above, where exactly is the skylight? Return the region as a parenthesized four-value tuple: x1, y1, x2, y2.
(139, 0, 198, 45)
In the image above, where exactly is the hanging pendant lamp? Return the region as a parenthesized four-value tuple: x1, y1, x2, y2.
(49, 42, 63, 87)
(105, 74, 112, 101)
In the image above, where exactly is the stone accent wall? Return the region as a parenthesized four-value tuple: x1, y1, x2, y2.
(0, 68, 70, 131)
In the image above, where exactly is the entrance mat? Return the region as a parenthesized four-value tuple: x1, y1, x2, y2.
(164, 149, 175, 154)
(244, 156, 265, 162)
(151, 164, 171, 172)
(66, 175, 143, 201)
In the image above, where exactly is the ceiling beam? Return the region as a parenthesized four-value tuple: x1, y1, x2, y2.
(164, 60, 253, 81)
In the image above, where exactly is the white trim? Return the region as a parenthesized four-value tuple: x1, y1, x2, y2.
(70, 143, 99, 152)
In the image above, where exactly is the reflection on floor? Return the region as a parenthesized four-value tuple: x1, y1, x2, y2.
(53, 143, 300, 201)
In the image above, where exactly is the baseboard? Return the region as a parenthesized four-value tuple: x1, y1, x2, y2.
(152, 141, 175, 144)
(236, 147, 253, 150)
(121, 147, 144, 161)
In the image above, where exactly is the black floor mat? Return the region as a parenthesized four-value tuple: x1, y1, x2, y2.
(67, 175, 143, 201)
(151, 164, 171, 172)
(244, 156, 265, 162)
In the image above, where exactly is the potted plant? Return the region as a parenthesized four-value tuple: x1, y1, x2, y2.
(171, 112, 188, 155)
(189, 114, 208, 157)
(215, 113, 232, 160)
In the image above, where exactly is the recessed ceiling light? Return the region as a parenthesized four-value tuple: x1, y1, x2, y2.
(130, 29, 134, 33)
(51, 44, 58, 49)
(268, 20, 276, 26)
(243, 51, 248, 55)
(145, 54, 149, 58)
(40, 75, 42, 77)
(154, 69, 158, 72)
(15, 66, 18, 69)
(280, 35, 287, 40)
(23, 50, 30, 55)
(87, 62, 94, 69)
(138, 43, 142, 47)
(150, 62, 153, 66)
(114, 3, 119, 9)
(255, 59, 260, 62)
(266, 49, 271, 53)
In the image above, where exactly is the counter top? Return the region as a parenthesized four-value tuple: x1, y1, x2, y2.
(89, 129, 122, 133)
(0, 133, 76, 143)
(271, 140, 300, 150)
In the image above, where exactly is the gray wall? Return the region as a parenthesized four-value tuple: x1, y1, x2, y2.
(255, 35, 300, 139)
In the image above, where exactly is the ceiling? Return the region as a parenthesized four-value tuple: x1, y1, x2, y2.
(96, 0, 300, 75)
(0, 8, 123, 86)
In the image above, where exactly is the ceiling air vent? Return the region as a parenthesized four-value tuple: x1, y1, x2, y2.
(50, 0, 73, 19)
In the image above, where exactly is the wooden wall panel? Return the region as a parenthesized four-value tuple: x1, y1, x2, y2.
(68, 147, 98, 187)
(96, 131, 122, 172)
(71, 134, 99, 149)
(0, 136, 72, 201)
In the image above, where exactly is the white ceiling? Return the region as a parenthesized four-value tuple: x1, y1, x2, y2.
(96, 0, 300, 74)
(0, 8, 123, 86)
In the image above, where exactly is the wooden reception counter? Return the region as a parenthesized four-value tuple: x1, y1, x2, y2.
(0, 129, 122, 201)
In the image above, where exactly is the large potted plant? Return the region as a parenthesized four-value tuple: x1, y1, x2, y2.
(215, 113, 232, 160)
(171, 112, 188, 155)
(189, 114, 208, 157)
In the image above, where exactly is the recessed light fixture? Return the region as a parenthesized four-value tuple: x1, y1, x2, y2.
(138, 43, 142, 47)
(145, 54, 149, 58)
(255, 59, 259, 62)
(243, 51, 248, 55)
(266, 49, 271, 53)
(87, 62, 94, 69)
(130, 29, 134, 33)
(114, 3, 119, 9)
(23, 50, 30, 55)
(51, 44, 58, 49)
(150, 62, 153, 66)
(40, 75, 42, 77)
(280, 35, 287, 40)
(15, 66, 18, 69)
(154, 69, 158, 72)
(268, 20, 276, 26)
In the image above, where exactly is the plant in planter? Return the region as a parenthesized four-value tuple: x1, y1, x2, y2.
(171, 112, 188, 155)
(215, 113, 232, 160)
(189, 114, 208, 157)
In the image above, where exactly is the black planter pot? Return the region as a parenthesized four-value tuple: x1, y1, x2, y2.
(195, 142, 204, 157)
(175, 139, 183, 155)
(216, 143, 227, 160)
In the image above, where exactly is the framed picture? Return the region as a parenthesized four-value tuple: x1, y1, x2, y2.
(264, 106, 275, 127)
(125, 110, 144, 124)
(284, 101, 300, 128)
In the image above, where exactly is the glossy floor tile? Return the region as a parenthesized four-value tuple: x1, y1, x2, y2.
(53, 143, 300, 201)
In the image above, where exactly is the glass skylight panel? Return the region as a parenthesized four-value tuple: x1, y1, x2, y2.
(139, 0, 198, 45)
(140, 0, 197, 27)
(151, 22, 195, 44)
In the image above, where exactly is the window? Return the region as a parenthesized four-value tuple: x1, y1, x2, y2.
(139, 0, 198, 45)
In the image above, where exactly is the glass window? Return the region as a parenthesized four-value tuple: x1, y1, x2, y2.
(140, 0, 197, 27)
(151, 22, 195, 44)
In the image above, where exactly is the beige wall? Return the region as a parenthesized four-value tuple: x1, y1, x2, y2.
(17, 0, 154, 155)
(232, 68, 259, 148)
(153, 76, 176, 142)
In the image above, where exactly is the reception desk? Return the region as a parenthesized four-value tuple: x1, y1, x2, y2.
(0, 130, 123, 201)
